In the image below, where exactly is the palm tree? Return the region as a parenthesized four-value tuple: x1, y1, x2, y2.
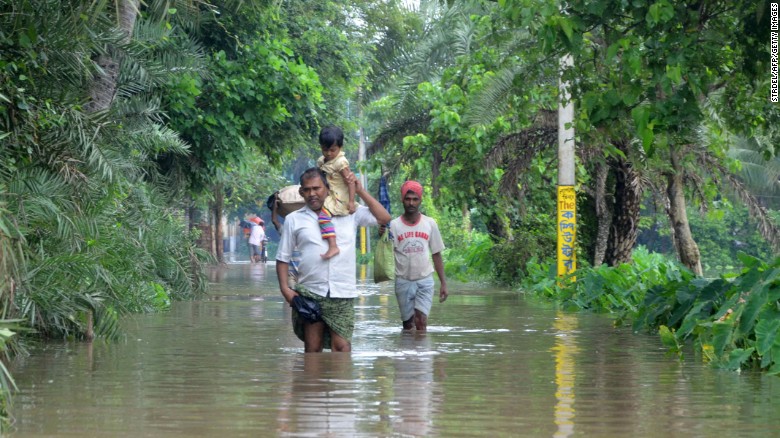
(370, 0, 530, 239)
(703, 133, 780, 252)
(1, 0, 207, 338)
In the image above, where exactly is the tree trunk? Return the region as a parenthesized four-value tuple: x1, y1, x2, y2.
(605, 145, 641, 266)
(431, 148, 442, 198)
(82, 0, 140, 341)
(85, 1, 139, 113)
(487, 211, 513, 242)
(213, 184, 225, 264)
(188, 203, 196, 231)
(592, 161, 610, 266)
(462, 202, 471, 234)
(473, 181, 511, 241)
(665, 149, 703, 276)
(85, 311, 95, 341)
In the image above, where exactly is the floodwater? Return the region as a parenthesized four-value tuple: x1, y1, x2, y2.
(8, 262, 780, 437)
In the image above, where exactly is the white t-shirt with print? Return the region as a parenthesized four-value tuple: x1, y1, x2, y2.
(388, 214, 445, 281)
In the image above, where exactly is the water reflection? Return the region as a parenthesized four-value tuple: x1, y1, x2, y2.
(386, 333, 438, 436)
(278, 353, 358, 436)
(208, 262, 268, 287)
(552, 311, 578, 438)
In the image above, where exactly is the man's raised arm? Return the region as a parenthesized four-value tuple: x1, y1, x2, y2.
(344, 171, 391, 225)
(355, 179, 391, 225)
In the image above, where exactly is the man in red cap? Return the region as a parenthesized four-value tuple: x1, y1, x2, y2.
(382, 180, 448, 331)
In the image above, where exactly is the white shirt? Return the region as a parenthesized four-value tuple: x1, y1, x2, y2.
(276, 205, 378, 298)
(248, 224, 265, 246)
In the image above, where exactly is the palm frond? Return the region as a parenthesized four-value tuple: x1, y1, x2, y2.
(699, 151, 780, 253)
(465, 64, 524, 126)
(371, 111, 432, 156)
(727, 136, 780, 200)
(487, 125, 558, 198)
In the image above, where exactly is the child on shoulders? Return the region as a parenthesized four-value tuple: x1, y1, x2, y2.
(316, 126, 356, 259)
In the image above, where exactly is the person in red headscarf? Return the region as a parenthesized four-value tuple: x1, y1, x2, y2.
(381, 180, 449, 331)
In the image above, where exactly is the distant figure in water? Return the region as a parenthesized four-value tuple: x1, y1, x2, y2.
(248, 217, 266, 263)
(380, 180, 448, 331)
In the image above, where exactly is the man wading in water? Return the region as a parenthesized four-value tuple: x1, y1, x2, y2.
(276, 167, 390, 352)
(381, 180, 448, 331)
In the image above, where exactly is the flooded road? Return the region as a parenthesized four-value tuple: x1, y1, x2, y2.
(9, 262, 780, 437)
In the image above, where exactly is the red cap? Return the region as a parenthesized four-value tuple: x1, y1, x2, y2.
(400, 180, 423, 198)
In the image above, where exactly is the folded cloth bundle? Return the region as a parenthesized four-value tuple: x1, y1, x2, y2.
(291, 295, 322, 323)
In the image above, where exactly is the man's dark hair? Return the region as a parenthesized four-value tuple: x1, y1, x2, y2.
(299, 167, 329, 189)
(319, 126, 344, 148)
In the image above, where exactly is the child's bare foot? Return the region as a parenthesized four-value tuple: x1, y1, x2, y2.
(321, 247, 340, 259)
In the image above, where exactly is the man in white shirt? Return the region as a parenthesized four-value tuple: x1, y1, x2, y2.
(248, 217, 266, 263)
(276, 167, 390, 352)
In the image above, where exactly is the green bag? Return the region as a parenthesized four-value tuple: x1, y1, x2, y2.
(374, 232, 395, 283)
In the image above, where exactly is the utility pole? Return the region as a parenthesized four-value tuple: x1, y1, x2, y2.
(358, 125, 370, 255)
(557, 54, 576, 279)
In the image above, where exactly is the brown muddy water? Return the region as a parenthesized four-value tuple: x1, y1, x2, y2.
(8, 262, 780, 437)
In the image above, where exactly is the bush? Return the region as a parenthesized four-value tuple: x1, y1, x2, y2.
(490, 214, 556, 286)
(444, 232, 495, 282)
(636, 253, 780, 373)
(521, 246, 780, 374)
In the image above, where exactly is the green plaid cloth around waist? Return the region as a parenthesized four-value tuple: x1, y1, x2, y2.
(292, 284, 355, 350)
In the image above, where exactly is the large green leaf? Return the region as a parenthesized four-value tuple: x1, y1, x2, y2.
(737, 284, 768, 337)
(725, 348, 755, 371)
(710, 320, 735, 358)
(768, 343, 780, 373)
(658, 325, 681, 356)
(755, 318, 780, 357)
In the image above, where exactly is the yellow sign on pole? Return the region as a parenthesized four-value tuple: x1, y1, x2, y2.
(557, 186, 576, 279)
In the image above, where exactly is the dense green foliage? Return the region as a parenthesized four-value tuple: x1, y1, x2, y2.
(165, 38, 324, 193)
(521, 247, 684, 314)
(638, 202, 776, 276)
(0, 0, 224, 427)
(637, 253, 780, 373)
(521, 248, 780, 374)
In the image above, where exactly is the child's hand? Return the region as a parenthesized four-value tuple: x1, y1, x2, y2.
(348, 201, 357, 214)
